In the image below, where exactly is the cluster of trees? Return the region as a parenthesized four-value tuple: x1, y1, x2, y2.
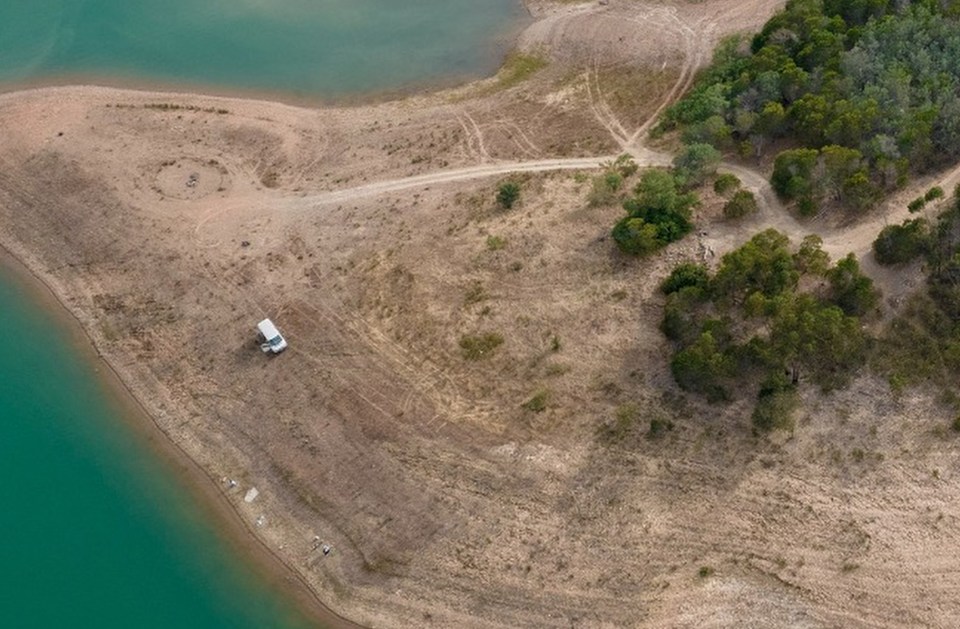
(662, 230, 879, 430)
(661, 0, 960, 215)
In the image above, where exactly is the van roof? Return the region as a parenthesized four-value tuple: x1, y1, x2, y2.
(257, 318, 281, 340)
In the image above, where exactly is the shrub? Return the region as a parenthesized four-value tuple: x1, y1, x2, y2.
(588, 171, 623, 206)
(612, 217, 660, 256)
(521, 388, 549, 412)
(872, 218, 929, 265)
(826, 254, 880, 317)
(613, 170, 697, 256)
(713, 173, 741, 195)
(647, 417, 675, 439)
(496, 181, 520, 209)
(752, 376, 798, 433)
(673, 142, 722, 188)
(661, 263, 710, 295)
(723, 189, 759, 219)
(925, 186, 945, 202)
(671, 331, 733, 401)
(486, 235, 507, 251)
(907, 197, 926, 213)
(459, 333, 504, 360)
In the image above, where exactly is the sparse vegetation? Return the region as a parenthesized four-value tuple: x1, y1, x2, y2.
(495, 51, 547, 90)
(872, 195, 960, 388)
(647, 417, 674, 440)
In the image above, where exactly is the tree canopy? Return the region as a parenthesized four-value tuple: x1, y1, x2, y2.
(662, 230, 878, 429)
(613, 169, 698, 256)
(661, 0, 960, 216)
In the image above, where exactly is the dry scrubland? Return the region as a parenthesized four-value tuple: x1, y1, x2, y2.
(3, 1, 960, 627)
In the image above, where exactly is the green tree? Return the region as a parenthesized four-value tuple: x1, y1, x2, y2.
(671, 331, 734, 401)
(723, 189, 759, 219)
(793, 234, 830, 275)
(772, 148, 819, 202)
(826, 253, 880, 317)
(713, 173, 741, 195)
(613, 170, 697, 256)
(661, 263, 710, 295)
(713, 229, 798, 302)
(673, 143, 722, 188)
(873, 218, 929, 265)
(612, 217, 659, 256)
(771, 295, 866, 390)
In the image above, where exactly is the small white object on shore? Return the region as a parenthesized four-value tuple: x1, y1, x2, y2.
(244, 487, 259, 503)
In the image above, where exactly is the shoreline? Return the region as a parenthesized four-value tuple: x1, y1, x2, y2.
(0, 3, 545, 626)
(0, 3, 533, 112)
(0, 242, 363, 629)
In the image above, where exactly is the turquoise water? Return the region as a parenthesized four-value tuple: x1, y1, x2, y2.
(0, 272, 320, 628)
(0, 3, 526, 627)
(0, 0, 525, 97)
(0, 0, 520, 629)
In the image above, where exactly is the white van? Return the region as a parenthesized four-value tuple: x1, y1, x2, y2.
(257, 318, 288, 354)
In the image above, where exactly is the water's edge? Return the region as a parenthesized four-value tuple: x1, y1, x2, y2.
(0, 5, 533, 109)
(0, 3, 537, 624)
(0, 243, 362, 629)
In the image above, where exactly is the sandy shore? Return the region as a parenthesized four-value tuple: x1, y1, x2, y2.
(12, 2, 960, 629)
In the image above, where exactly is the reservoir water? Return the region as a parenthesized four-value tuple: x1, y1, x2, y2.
(0, 1, 524, 627)
(0, 269, 318, 628)
(0, 0, 526, 97)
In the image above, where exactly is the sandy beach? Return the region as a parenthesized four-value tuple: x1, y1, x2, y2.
(6, 2, 960, 628)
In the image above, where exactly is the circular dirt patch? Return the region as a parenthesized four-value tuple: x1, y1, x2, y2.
(154, 158, 228, 200)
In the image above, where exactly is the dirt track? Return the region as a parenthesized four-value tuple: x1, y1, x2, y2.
(3, 1, 960, 628)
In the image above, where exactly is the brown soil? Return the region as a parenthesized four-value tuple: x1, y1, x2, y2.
(4, 1, 960, 628)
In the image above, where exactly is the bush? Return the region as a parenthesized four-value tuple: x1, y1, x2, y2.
(588, 171, 623, 206)
(872, 218, 929, 265)
(521, 388, 549, 412)
(459, 333, 504, 360)
(613, 170, 696, 256)
(661, 263, 710, 295)
(723, 189, 759, 219)
(671, 331, 733, 401)
(925, 186, 945, 202)
(647, 417, 675, 439)
(752, 376, 798, 433)
(713, 173, 741, 195)
(486, 235, 507, 251)
(907, 197, 926, 213)
(496, 181, 520, 209)
(673, 142, 722, 188)
(826, 254, 880, 317)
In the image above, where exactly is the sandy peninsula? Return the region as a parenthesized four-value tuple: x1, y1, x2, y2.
(4, 1, 960, 627)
